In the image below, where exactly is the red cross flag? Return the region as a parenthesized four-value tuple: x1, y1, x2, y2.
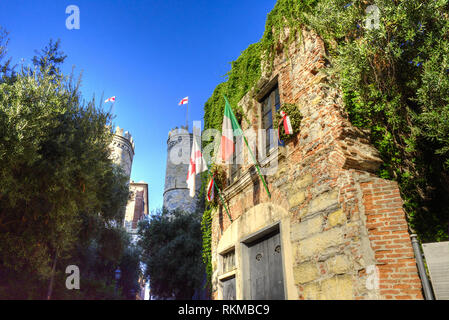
(105, 96, 116, 103)
(179, 97, 189, 105)
(187, 136, 208, 197)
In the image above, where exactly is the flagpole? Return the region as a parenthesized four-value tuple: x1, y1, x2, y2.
(189, 122, 232, 223)
(207, 134, 233, 223)
(242, 135, 271, 199)
(208, 170, 233, 223)
(186, 101, 189, 131)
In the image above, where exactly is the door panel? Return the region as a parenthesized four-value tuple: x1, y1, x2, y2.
(221, 276, 236, 300)
(250, 239, 268, 299)
(248, 231, 284, 300)
(268, 233, 284, 299)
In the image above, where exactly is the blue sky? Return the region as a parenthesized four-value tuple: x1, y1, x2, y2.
(0, 0, 277, 212)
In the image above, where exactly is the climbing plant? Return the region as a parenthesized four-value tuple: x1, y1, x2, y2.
(306, 0, 449, 242)
(199, 163, 228, 287)
(201, 207, 213, 288)
(203, 0, 317, 132)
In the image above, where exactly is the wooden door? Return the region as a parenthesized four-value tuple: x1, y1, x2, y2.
(221, 276, 236, 300)
(248, 231, 284, 300)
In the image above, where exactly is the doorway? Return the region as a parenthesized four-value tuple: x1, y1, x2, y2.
(221, 276, 236, 300)
(243, 228, 285, 300)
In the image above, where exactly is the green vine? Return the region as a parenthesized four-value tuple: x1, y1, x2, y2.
(308, 0, 449, 242)
(199, 164, 227, 287)
(203, 0, 317, 134)
(201, 207, 213, 288)
(204, 43, 262, 132)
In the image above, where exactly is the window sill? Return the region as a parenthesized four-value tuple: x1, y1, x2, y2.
(218, 268, 237, 281)
(259, 145, 286, 167)
(223, 165, 258, 201)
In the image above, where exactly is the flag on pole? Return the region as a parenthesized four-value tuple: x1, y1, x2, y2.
(221, 95, 271, 198)
(179, 97, 189, 105)
(221, 97, 243, 162)
(105, 96, 116, 103)
(179, 97, 189, 129)
(207, 175, 215, 202)
(187, 136, 208, 198)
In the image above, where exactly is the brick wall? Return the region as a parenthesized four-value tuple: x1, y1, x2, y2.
(132, 190, 144, 229)
(124, 183, 149, 231)
(361, 179, 423, 299)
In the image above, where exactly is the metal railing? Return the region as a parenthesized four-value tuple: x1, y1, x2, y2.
(411, 234, 435, 300)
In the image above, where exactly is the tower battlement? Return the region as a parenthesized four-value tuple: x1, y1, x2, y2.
(167, 126, 193, 152)
(168, 126, 189, 139)
(114, 126, 135, 151)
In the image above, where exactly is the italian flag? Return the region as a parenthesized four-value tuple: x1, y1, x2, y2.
(219, 96, 272, 199)
(280, 111, 293, 135)
(221, 97, 243, 162)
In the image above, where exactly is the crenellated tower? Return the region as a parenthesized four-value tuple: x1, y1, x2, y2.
(163, 126, 201, 214)
(110, 126, 135, 179)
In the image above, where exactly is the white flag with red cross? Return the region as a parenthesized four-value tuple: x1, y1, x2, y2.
(105, 96, 116, 103)
(187, 136, 208, 198)
(179, 97, 189, 105)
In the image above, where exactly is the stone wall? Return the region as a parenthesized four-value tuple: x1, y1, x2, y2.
(210, 28, 423, 300)
(110, 126, 135, 179)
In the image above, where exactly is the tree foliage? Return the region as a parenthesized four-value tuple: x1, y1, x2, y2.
(306, 0, 449, 242)
(0, 35, 141, 299)
(0, 26, 14, 82)
(138, 208, 205, 300)
(32, 39, 67, 78)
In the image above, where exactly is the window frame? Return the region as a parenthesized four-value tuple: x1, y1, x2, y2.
(259, 84, 281, 156)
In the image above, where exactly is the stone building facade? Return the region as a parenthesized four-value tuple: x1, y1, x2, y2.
(210, 28, 423, 300)
(125, 181, 149, 241)
(163, 127, 202, 213)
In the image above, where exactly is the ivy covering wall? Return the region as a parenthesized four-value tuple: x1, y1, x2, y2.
(202, 0, 449, 287)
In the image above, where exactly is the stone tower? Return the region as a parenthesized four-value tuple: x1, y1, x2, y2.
(110, 126, 135, 179)
(163, 126, 201, 214)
